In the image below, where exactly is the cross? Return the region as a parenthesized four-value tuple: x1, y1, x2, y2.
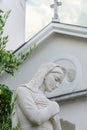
(50, 0, 62, 22)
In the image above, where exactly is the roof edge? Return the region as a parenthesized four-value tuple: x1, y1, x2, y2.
(14, 22, 87, 53)
(52, 22, 87, 38)
(50, 89, 87, 102)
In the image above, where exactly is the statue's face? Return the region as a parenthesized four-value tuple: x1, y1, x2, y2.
(44, 70, 64, 92)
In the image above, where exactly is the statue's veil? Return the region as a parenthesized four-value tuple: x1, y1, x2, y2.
(23, 62, 57, 92)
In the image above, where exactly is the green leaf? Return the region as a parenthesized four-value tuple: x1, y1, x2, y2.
(4, 10, 11, 20)
(0, 10, 3, 13)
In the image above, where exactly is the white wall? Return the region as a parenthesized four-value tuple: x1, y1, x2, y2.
(0, 33, 87, 96)
(0, 0, 25, 50)
(0, 24, 86, 130)
(0, 31, 87, 130)
(59, 96, 87, 130)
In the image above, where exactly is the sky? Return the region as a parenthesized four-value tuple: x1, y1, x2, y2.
(25, 0, 87, 41)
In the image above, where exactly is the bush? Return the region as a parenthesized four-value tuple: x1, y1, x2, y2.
(0, 84, 13, 130)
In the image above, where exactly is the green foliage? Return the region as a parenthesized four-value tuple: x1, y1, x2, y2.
(0, 10, 37, 130)
(0, 84, 20, 130)
(0, 84, 13, 130)
(0, 10, 20, 130)
(17, 43, 37, 65)
(0, 10, 11, 35)
(0, 10, 20, 75)
(0, 10, 37, 75)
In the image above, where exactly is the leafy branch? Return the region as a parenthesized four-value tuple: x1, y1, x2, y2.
(0, 10, 37, 130)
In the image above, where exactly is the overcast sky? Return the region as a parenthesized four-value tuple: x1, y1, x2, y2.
(25, 0, 87, 41)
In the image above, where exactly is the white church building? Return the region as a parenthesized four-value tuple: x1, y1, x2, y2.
(0, 0, 87, 130)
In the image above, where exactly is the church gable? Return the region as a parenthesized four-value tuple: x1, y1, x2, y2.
(1, 24, 87, 98)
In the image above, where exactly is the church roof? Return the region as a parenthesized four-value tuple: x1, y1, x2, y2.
(14, 21, 87, 53)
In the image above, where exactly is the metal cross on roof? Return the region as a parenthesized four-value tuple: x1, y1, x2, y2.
(50, 0, 62, 22)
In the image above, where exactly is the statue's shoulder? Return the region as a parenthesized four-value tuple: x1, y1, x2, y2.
(16, 85, 31, 95)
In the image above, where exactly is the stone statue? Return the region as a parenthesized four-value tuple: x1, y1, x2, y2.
(12, 62, 66, 130)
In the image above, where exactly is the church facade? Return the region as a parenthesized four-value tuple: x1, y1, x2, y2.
(0, 0, 87, 129)
(0, 21, 87, 130)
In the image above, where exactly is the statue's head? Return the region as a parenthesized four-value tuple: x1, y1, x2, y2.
(25, 62, 75, 93)
(44, 66, 66, 92)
